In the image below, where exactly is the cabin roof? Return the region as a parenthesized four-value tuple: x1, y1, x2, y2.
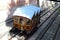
(13, 5, 41, 19)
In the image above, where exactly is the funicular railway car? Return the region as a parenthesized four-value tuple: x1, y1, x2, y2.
(10, 5, 41, 34)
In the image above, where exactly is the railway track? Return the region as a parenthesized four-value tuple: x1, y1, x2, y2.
(38, 5, 59, 27)
(41, 12, 60, 40)
(0, 6, 59, 40)
(40, 8, 52, 18)
(55, 22, 60, 40)
(36, 6, 59, 40)
(28, 6, 60, 40)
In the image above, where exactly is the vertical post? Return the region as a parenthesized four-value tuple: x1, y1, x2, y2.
(37, 0, 39, 7)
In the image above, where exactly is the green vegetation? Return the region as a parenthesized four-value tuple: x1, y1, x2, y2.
(58, 7, 60, 13)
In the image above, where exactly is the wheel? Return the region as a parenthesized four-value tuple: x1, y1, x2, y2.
(9, 27, 16, 33)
